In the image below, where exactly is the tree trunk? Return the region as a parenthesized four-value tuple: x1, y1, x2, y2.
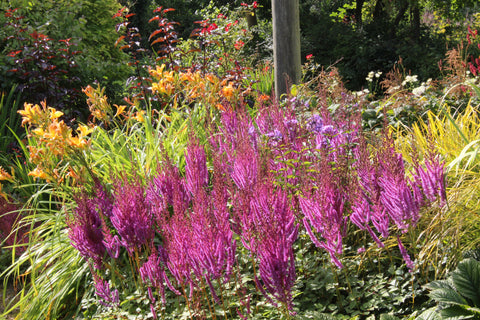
(272, 0, 301, 99)
(355, 0, 365, 28)
(411, 4, 421, 40)
(373, 0, 384, 22)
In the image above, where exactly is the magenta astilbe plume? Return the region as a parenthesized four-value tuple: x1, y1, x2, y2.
(140, 248, 180, 304)
(250, 183, 298, 310)
(67, 195, 105, 269)
(146, 160, 190, 228)
(299, 164, 346, 268)
(413, 156, 447, 205)
(185, 140, 209, 197)
(111, 176, 154, 255)
(378, 149, 420, 231)
(350, 195, 386, 247)
(163, 212, 195, 291)
(231, 141, 258, 191)
(92, 179, 114, 218)
(93, 272, 119, 308)
(188, 193, 234, 303)
(397, 235, 415, 272)
(90, 181, 120, 259)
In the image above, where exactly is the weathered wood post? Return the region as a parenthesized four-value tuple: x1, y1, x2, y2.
(272, 0, 301, 99)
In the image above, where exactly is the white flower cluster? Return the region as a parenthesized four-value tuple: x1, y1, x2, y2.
(366, 71, 382, 82)
(464, 71, 479, 86)
(411, 78, 432, 96)
(402, 75, 418, 87)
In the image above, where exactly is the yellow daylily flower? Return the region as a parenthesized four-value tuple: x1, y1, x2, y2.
(114, 104, 127, 118)
(77, 124, 93, 137)
(48, 107, 63, 120)
(28, 167, 49, 180)
(18, 103, 42, 126)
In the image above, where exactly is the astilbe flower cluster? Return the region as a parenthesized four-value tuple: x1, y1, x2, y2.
(163, 142, 236, 303)
(299, 165, 347, 268)
(65, 97, 448, 314)
(67, 193, 106, 269)
(111, 175, 155, 255)
(250, 182, 298, 312)
(92, 272, 120, 308)
(350, 133, 447, 270)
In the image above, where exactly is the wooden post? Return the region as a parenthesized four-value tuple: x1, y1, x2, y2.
(272, 0, 301, 99)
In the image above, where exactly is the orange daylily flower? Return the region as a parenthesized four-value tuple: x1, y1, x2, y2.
(221, 82, 235, 99)
(48, 107, 63, 120)
(0, 166, 13, 181)
(28, 167, 49, 180)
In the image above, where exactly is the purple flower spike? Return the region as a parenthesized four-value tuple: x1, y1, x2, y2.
(93, 273, 120, 308)
(140, 248, 180, 303)
(231, 143, 258, 190)
(250, 184, 298, 310)
(67, 196, 105, 269)
(414, 156, 447, 205)
(92, 180, 114, 218)
(397, 236, 415, 272)
(299, 184, 346, 268)
(111, 176, 154, 255)
(378, 152, 420, 231)
(185, 141, 209, 197)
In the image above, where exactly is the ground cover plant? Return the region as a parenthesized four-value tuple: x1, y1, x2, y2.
(1, 1, 480, 320)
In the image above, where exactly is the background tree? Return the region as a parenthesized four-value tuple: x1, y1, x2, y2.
(272, 0, 301, 98)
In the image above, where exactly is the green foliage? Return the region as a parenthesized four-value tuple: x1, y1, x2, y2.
(423, 258, 480, 319)
(0, 86, 23, 168)
(0, 0, 132, 110)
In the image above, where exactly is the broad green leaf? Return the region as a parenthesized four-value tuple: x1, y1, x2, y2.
(441, 305, 475, 320)
(429, 288, 468, 306)
(452, 259, 480, 307)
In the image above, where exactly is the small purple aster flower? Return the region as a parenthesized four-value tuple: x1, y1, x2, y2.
(307, 114, 323, 133)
